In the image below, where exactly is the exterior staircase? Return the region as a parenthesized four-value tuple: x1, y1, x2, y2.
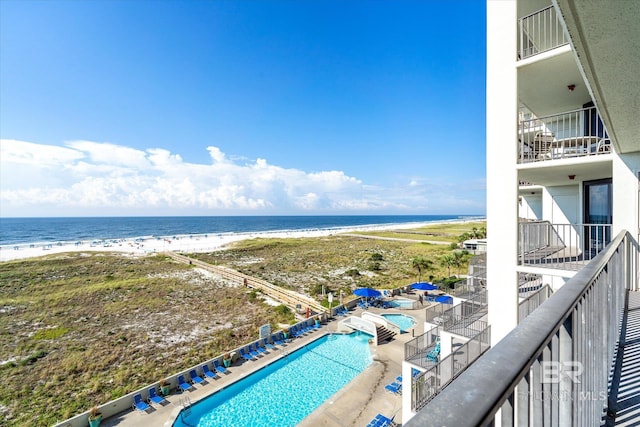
(376, 325, 396, 344)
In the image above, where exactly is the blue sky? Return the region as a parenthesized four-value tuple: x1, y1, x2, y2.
(0, 0, 486, 217)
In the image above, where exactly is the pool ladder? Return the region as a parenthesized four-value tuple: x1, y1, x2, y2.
(179, 396, 193, 417)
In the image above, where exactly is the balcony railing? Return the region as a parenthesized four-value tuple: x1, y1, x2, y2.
(405, 326, 441, 369)
(411, 326, 491, 412)
(425, 291, 488, 338)
(518, 284, 552, 322)
(518, 106, 611, 163)
(518, 272, 543, 297)
(405, 230, 638, 427)
(519, 221, 612, 270)
(518, 5, 569, 60)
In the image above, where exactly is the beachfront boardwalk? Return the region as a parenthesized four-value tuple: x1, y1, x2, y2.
(606, 291, 640, 426)
(100, 301, 428, 427)
(165, 251, 326, 314)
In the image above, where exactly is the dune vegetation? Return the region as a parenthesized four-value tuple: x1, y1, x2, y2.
(0, 221, 484, 426)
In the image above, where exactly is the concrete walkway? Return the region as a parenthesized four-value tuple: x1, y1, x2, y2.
(606, 290, 640, 426)
(101, 299, 430, 427)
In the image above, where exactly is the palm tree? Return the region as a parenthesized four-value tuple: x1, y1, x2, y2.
(440, 254, 455, 277)
(412, 256, 433, 283)
(452, 251, 466, 276)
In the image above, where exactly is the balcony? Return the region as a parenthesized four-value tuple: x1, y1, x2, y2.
(519, 283, 552, 323)
(519, 221, 612, 270)
(518, 5, 569, 60)
(410, 326, 491, 412)
(519, 107, 611, 164)
(405, 230, 638, 427)
(424, 291, 487, 337)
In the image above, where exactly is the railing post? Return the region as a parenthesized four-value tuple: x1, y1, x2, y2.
(558, 317, 573, 425)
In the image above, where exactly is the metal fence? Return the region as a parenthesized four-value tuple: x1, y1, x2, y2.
(411, 326, 491, 412)
(437, 291, 488, 338)
(448, 275, 486, 299)
(518, 284, 552, 323)
(407, 230, 638, 427)
(405, 326, 441, 369)
(518, 106, 610, 163)
(519, 221, 612, 270)
(518, 5, 569, 60)
(518, 272, 543, 297)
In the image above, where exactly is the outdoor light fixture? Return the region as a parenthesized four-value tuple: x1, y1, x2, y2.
(568, 84, 576, 91)
(569, 175, 576, 180)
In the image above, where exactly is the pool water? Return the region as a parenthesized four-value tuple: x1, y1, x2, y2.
(172, 333, 373, 427)
(381, 313, 416, 332)
(388, 298, 415, 309)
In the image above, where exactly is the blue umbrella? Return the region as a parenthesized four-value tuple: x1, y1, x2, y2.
(410, 282, 437, 291)
(435, 295, 454, 304)
(353, 288, 382, 298)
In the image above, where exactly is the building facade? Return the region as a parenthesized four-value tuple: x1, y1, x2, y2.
(404, 1, 640, 425)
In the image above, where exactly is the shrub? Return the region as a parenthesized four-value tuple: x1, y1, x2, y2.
(345, 269, 360, 277)
(369, 253, 384, 261)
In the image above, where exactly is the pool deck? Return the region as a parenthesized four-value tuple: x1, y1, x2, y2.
(102, 300, 431, 427)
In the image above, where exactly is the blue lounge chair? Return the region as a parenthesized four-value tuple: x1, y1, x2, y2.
(213, 359, 228, 374)
(202, 364, 217, 380)
(366, 413, 396, 427)
(240, 348, 254, 361)
(189, 369, 204, 385)
(133, 393, 150, 413)
(384, 380, 402, 394)
(177, 375, 192, 392)
(263, 338, 275, 350)
(148, 387, 167, 405)
(273, 332, 284, 346)
(254, 341, 267, 354)
(248, 345, 260, 358)
(426, 342, 441, 362)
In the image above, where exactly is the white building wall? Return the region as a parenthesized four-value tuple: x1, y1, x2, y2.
(543, 185, 580, 224)
(613, 151, 640, 238)
(486, 0, 519, 346)
(519, 193, 542, 220)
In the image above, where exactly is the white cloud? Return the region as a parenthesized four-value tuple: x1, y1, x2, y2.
(1, 139, 84, 166)
(0, 139, 485, 216)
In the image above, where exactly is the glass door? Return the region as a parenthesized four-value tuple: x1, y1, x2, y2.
(583, 179, 612, 256)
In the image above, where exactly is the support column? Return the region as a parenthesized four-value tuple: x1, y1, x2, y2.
(486, 0, 519, 345)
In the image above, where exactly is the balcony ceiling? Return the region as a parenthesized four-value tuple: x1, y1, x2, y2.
(556, 0, 640, 154)
(518, 49, 591, 117)
(518, 156, 612, 187)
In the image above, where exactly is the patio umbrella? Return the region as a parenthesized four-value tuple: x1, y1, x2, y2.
(410, 282, 437, 291)
(435, 295, 454, 304)
(353, 288, 382, 298)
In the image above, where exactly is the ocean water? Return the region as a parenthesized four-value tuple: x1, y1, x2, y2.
(0, 215, 482, 246)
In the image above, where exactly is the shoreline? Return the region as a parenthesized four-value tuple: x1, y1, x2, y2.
(0, 218, 484, 262)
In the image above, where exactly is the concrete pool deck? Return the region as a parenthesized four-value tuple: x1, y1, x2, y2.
(101, 300, 432, 427)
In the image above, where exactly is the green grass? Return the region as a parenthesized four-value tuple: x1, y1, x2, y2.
(0, 221, 484, 426)
(0, 252, 294, 426)
(345, 221, 486, 243)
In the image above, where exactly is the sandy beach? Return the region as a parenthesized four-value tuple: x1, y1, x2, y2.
(0, 220, 468, 262)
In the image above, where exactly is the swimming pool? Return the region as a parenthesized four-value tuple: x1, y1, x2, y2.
(172, 333, 373, 427)
(381, 313, 416, 332)
(388, 298, 416, 309)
